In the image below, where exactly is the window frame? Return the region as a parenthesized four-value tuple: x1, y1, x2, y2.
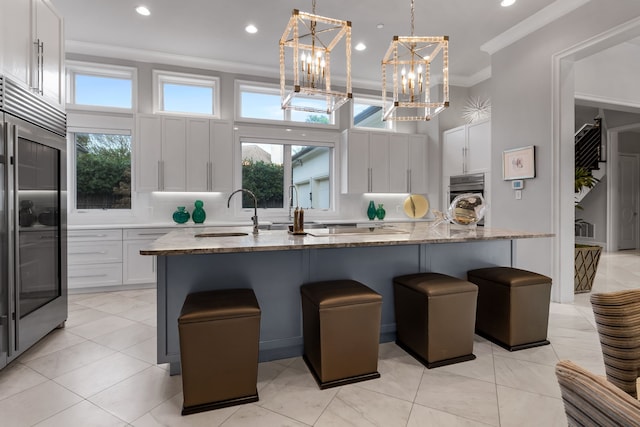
(232, 126, 339, 219)
(235, 80, 338, 128)
(153, 70, 220, 118)
(352, 94, 394, 131)
(66, 61, 137, 113)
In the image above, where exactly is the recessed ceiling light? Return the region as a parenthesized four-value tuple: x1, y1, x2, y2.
(135, 5, 150, 16)
(245, 24, 258, 34)
(355, 42, 366, 51)
(501, 0, 516, 7)
(376, 23, 384, 29)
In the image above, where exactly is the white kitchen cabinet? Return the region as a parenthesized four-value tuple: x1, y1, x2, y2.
(123, 228, 169, 286)
(341, 130, 389, 193)
(341, 130, 428, 194)
(186, 119, 233, 192)
(136, 115, 232, 192)
(442, 120, 491, 178)
(1, 0, 63, 106)
(67, 229, 123, 290)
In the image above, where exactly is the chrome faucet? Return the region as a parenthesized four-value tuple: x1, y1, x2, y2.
(228, 189, 259, 235)
(288, 185, 299, 221)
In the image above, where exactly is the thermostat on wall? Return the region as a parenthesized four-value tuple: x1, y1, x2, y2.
(512, 180, 524, 190)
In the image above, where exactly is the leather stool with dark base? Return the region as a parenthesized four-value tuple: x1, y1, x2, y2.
(393, 273, 478, 368)
(467, 267, 551, 351)
(178, 289, 261, 415)
(301, 280, 382, 389)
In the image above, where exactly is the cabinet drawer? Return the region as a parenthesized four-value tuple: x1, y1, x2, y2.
(68, 263, 123, 289)
(68, 229, 122, 242)
(123, 228, 171, 240)
(68, 241, 123, 264)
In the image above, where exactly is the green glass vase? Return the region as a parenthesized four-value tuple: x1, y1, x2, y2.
(376, 204, 386, 220)
(192, 200, 206, 224)
(172, 206, 190, 224)
(367, 200, 377, 220)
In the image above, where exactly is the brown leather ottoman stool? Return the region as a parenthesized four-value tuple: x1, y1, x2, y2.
(467, 267, 551, 351)
(178, 289, 261, 415)
(393, 273, 478, 368)
(301, 280, 382, 389)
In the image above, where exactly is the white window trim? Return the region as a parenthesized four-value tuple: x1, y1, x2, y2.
(235, 80, 339, 129)
(153, 70, 220, 118)
(65, 60, 137, 113)
(352, 94, 394, 131)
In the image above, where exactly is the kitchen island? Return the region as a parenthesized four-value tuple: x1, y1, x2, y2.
(141, 223, 552, 374)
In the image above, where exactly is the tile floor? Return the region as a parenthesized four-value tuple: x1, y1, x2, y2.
(1, 250, 638, 426)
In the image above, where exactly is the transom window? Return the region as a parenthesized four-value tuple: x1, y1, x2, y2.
(353, 95, 393, 130)
(66, 62, 135, 110)
(237, 81, 334, 125)
(153, 70, 220, 117)
(240, 140, 332, 210)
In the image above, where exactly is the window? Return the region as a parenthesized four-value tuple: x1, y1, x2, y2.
(240, 140, 332, 210)
(237, 81, 334, 125)
(154, 71, 219, 117)
(66, 62, 135, 110)
(353, 96, 392, 130)
(73, 132, 132, 210)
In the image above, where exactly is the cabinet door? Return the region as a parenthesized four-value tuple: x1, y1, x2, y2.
(34, 0, 63, 105)
(123, 240, 156, 285)
(389, 134, 409, 193)
(369, 133, 389, 192)
(135, 115, 161, 191)
(210, 121, 233, 192)
(161, 117, 186, 191)
(341, 130, 369, 194)
(466, 120, 491, 174)
(409, 134, 428, 194)
(2, 0, 32, 87)
(185, 118, 210, 192)
(443, 126, 465, 177)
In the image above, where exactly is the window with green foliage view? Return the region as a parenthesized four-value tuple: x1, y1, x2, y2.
(75, 133, 131, 209)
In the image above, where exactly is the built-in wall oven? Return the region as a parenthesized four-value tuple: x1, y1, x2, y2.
(0, 76, 67, 370)
(449, 173, 485, 226)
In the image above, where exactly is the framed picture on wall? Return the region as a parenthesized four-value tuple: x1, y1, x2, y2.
(502, 146, 535, 180)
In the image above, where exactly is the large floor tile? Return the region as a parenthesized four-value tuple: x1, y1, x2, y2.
(491, 343, 559, 367)
(496, 385, 567, 427)
(493, 355, 561, 399)
(315, 386, 412, 427)
(63, 307, 112, 329)
(353, 350, 424, 402)
(0, 380, 82, 426)
(33, 400, 129, 427)
(91, 322, 156, 351)
(89, 366, 182, 423)
(221, 404, 309, 426)
(16, 328, 86, 362)
(66, 314, 136, 339)
(0, 362, 48, 400)
(54, 352, 151, 398)
(407, 403, 494, 427)
(121, 336, 158, 364)
(24, 340, 115, 379)
(415, 370, 499, 426)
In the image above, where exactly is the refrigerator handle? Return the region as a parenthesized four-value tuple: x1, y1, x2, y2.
(7, 124, 18, 355)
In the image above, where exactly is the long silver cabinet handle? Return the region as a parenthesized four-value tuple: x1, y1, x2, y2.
(69, 251, 108, 255)
(69, 274, 109, 279)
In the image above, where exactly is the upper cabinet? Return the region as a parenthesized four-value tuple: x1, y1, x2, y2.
(1, 0, 64, 107)
(135, 115, 233, 192)
(341, 129, 428, 194)
(442, 120, 491, 178)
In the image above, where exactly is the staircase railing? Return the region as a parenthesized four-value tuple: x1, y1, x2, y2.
(575, 118, 602, 171)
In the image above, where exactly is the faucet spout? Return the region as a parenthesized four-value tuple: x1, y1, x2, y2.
(228, 189, 259, 235)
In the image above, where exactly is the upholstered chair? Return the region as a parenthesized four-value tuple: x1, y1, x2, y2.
(555, 360, 640, 426)
(590, 289, 640, 398)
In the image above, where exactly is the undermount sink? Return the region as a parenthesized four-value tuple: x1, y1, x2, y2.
(194, 232, 249, 237)
(307, 227, 408, 237)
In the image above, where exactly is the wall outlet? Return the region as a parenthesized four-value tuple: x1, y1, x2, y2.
(515, 190, 522, 200)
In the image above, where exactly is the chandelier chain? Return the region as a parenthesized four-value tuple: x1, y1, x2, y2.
(410, 0, 415, 36)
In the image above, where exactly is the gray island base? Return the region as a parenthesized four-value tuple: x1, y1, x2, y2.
(141, 223, 552, 375)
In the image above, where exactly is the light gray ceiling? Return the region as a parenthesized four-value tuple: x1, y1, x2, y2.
(51, 0, 561, 88)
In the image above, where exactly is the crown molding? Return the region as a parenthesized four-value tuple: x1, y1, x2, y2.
(481, 0, 590, 55)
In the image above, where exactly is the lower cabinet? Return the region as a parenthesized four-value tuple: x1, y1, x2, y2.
(68, 227, 171, 290)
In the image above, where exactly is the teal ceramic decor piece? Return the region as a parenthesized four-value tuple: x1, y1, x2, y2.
(192, 200, 206, 223)
(367, 200, 377, 220)
(376, 204, 386, 220)
(172, 206, 190, 224)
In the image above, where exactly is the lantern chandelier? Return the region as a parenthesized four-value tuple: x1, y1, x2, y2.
(381, 0, 449, 121)
(279, 0, 352, 114)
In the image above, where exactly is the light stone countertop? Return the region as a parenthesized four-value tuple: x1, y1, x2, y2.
(140, 222, 553, 256)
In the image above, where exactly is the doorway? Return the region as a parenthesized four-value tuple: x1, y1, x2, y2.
(618, 153, 639, 250)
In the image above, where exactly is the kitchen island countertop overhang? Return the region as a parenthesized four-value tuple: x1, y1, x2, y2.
(140, 223, 553, 375)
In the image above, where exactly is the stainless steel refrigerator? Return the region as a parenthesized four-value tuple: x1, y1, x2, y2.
(0, 76, 67, 369)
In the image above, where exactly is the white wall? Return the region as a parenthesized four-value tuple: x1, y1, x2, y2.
(490, 0, 640, 302)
